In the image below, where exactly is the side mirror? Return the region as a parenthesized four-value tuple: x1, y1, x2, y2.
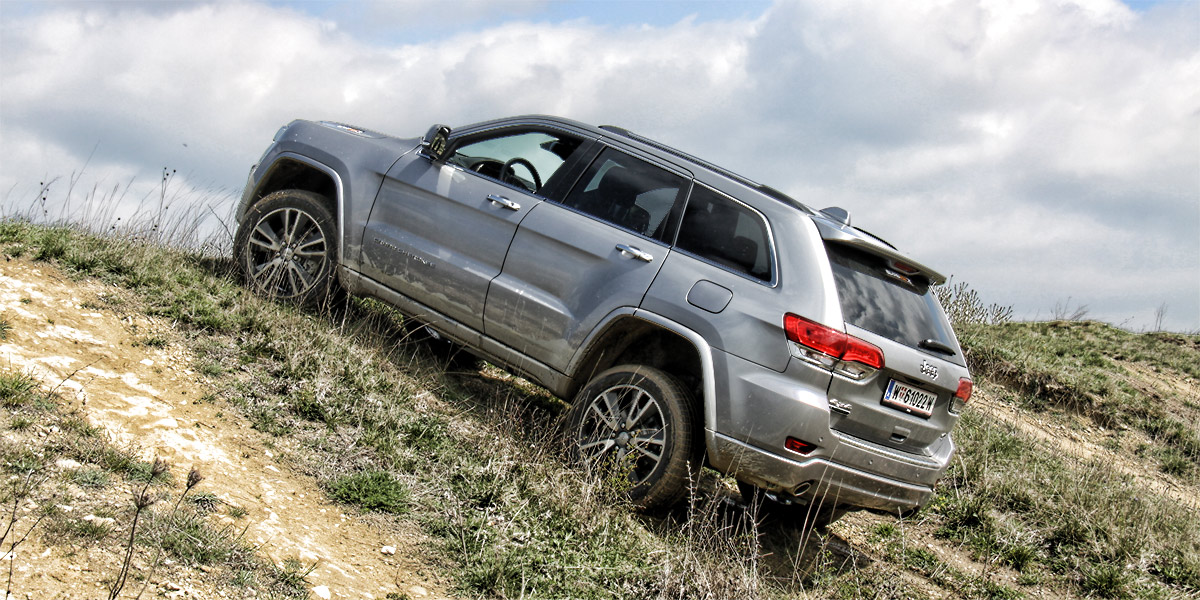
(422, 124, 451, 161)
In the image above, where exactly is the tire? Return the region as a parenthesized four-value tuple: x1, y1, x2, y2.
(567, 365, 697, 510)
(234, 190, 340, 308)
(737, 481, 849, 533)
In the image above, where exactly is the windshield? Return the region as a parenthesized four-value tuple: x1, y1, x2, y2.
(826, 242, 961, 361)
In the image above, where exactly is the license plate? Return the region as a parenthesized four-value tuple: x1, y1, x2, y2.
(882, 380, 936, 417)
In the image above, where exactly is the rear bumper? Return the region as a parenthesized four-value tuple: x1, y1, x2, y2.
(706, 350, 955, 513)
(713, 433, 937, 512)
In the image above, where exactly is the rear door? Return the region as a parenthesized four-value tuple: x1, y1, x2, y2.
(822, 242, 969, 454)
(360, 126, 587, 331)
(483, 147, 690, 373)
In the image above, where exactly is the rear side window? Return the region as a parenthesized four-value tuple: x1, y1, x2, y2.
(560, 148, 687, 240)
(675, 185, 773, 282)
(826, 243, 957, 351)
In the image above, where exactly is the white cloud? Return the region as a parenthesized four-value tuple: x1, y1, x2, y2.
(0, 0, 1196, 330)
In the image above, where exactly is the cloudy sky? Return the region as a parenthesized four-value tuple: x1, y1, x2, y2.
(1, 0, 1197, 331)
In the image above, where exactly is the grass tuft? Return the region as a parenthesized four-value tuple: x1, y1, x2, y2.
(328, 471, 410, 514)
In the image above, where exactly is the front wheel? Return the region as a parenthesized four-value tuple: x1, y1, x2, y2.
(567, 365, 697, 510)
(234, 190, 339, 308)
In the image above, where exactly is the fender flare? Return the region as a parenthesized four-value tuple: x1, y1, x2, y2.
(247, 152, 348, 266)
(569, 308, 725, 467)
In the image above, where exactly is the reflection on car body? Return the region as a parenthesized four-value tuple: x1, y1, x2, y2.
(234, 115, 973, 529)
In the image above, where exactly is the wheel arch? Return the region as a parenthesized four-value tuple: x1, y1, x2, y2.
(566, 310, 722, 466)
(240, 155, 346, 262)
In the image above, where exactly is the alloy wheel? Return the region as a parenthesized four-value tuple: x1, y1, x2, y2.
(246, 207, 329, 299)
(576, 383, 668, 485)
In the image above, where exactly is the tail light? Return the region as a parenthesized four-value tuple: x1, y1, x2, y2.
(784, 314, 883, 380)
(950, 377, 973, 414)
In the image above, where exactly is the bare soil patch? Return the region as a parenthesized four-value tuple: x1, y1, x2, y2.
(971, 382, 1199, 512)
(1, 258, 452, 599)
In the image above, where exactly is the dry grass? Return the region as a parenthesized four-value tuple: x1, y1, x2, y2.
(2, 211, 1197, 599)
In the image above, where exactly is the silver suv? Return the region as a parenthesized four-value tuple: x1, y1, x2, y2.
(234, 116, 973, 524)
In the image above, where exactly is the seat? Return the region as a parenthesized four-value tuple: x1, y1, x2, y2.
(574, 166, 654, 235)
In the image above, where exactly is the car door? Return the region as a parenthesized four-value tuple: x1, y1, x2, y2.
(360, 126, 587, 332)
(483, 146, 690, 373)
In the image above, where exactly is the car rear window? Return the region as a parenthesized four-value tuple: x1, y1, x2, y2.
(825, 242, 958, 355)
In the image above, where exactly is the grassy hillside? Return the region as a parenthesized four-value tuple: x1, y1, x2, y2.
(2, 220, 1197, 599)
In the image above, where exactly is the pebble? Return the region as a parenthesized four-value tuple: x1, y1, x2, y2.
(381, 546, 396, 555)
(312, 585, 332, 599)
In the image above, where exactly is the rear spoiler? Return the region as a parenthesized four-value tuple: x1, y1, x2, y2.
(811, 215, 947, 285)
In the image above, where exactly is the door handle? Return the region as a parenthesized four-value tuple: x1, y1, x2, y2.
(487, 194, 521, 211)
(616, 244, 653, 263)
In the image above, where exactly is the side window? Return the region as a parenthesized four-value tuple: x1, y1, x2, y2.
(560, 148, 687, 240)
(448, 130, 583, 196)
(676, 185, 773, 282)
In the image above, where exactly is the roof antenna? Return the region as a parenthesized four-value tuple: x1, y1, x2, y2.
(819, 206, 851, 226)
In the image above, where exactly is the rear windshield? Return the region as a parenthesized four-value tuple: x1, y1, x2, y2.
(826, 243, 959, 357)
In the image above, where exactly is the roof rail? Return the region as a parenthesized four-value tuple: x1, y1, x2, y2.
(598, 125, 813, 213)
(599, 125, 759, 186)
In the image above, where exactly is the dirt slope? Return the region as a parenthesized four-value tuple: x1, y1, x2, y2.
(1, 258, 452, 599)
(4, 254, 1196, 600)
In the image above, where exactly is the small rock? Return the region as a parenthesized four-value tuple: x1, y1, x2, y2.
(381, 546, 396, 555)
(312, 585, 331, 599)
(408, 585, 429, 597)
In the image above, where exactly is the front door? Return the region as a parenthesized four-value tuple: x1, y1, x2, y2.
(361, 127, 585, 331)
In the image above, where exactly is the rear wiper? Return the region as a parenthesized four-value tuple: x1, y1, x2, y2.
(918, 339, 957, 357)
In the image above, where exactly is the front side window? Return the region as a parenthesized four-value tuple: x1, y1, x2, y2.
(560, 148, 687, 240)
(675, 185, 773, 282)
(448, 130, 582, 195)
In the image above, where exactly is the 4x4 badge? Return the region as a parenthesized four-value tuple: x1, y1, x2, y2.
(920, 360, 939, 380)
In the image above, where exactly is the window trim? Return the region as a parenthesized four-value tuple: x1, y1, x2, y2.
(671, 182, 780, 287)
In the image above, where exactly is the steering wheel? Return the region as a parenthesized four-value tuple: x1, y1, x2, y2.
(469, 159, 503, 179)
(502, 158, 542, 193)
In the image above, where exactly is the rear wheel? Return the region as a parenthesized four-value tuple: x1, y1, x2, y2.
(567, 365, 697, 510)
(235, 190, 339, 308)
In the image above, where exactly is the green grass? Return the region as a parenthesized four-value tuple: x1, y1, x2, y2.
(959, 321, 1200, 473)
(328, 471, 410, 514)
(928, 409, 1200, 597)
(5, 219, 1199, 599)
(2, 220, 759, 598)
